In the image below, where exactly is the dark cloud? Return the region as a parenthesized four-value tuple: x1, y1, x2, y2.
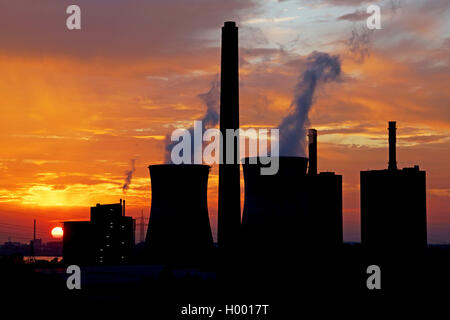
(337, 10, 371, 22)
(294, 0, 372, 7)
(0, 0, 257, 60)
(400, 135, 449, 144)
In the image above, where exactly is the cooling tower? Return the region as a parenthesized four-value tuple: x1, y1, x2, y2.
(241, 156, 309, 249)
(242, 154, 343, 250)
(145, 164, 214, 259)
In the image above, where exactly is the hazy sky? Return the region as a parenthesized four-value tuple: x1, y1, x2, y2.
(0, 0, 449, 243)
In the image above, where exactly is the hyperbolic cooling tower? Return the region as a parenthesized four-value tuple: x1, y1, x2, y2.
(242, 156, 309, 249)
(242, 151, 343, 250)
(145, 164, 213, 256)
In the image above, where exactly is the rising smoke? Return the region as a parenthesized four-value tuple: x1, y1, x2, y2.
(122, 158, 136, 193)
(164, 76, 220, 163)
(346, 25, 372, 63)
(279, 51, 341, 157)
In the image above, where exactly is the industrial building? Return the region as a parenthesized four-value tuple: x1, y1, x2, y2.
(361, 121, 427, 251)
(305, 129, 343, 248)
(63, 200, 135, 265)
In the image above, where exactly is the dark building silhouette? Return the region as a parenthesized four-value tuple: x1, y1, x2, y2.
(218, 21, 241, 249)
(63, 221, 92, 264)
(63, 200, 135, 265)
(361, 121, 427, 251)
(241, 131, 343, 250)
(90, 201, 135, 264)
(241, 157, 309, 249)
(305, 172, 343, 247)
(145, 164, 213, 260)
(306, 129, 343, 247)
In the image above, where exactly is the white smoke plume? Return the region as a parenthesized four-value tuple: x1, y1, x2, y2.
(164, 76, 220, 163)
(279, 51, 341, 156)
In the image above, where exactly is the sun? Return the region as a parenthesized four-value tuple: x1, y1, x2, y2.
(51, 226, 64, 239)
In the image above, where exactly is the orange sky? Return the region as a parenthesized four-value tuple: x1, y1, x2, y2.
(0, 0, 449, 244)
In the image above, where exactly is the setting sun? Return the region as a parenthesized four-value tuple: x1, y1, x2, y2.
(51, 226, 64, 239)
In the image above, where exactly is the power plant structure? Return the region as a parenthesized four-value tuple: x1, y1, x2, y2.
(59, 21, 432, 276)
(305, 129, 343, 248)
(361, 121, 427, 251)
(63, 200, 135, 265)
(144, 164, 214, 261)
(241, 156, 309, 250)
(241, 130, 343, 251)
(218, 21, 241, 250)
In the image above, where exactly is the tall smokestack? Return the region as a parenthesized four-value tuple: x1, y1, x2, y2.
(388, 121, 397, 171)
(122, 200, 125, 217)
(308, 129, 317, 175)
(218, 21, 240, 249)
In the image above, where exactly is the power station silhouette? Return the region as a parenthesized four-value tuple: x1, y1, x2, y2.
(141, 21, 427, 261)
(361, 121, 427, 251)
(63, 21, 428, 269)
(2, 18, 447, 316)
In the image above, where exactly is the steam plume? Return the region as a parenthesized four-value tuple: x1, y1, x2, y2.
(164, 76, 220, 163)
(346, 26, 372, 63)
(279, 51, 341, 156)
(122, 158, 136, 192)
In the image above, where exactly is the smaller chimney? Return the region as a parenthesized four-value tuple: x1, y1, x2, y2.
(308, 129, 317, 175)
(122, 200, 125, 217)
(388, 121, 397, 171)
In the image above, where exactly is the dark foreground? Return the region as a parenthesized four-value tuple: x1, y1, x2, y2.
(2, 244, 450, 317)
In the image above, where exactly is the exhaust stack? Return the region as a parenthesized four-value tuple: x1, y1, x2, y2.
(388, 121, 397, 171)
(218, 21, 241, 249)
(308, 129, 317, 175)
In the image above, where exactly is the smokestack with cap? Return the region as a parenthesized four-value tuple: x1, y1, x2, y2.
(388, 121, 397, 171)
(218, 21, 241, 249)
(308, 129, 317, 175)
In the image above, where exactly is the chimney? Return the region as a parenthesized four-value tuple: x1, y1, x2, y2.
(122, 199, 125, 217)
(308, 129, 317, 175)
(388, 121, 397, 170)
(218, 21, 241, 249)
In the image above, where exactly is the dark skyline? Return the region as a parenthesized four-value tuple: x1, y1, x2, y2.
(0, 1, 449, 246)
